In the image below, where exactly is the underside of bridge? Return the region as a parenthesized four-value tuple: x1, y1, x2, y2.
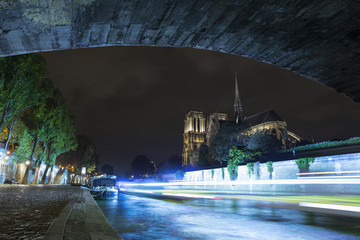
(0, 0, 359, 102)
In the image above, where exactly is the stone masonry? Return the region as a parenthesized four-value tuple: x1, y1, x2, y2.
(0, 1, 359, 102)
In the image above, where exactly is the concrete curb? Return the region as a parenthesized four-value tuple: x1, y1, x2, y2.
(44, 202, 75, 239)
(45, 189, 122, 240)
(82, 190, 123, 240)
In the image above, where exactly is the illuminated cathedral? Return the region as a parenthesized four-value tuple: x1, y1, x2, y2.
(182, 74, 301, 167)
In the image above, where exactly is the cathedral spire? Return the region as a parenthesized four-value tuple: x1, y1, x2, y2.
(234, 72, 244, 123)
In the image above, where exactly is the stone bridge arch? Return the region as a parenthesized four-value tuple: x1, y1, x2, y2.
(0, 0, 359, 102)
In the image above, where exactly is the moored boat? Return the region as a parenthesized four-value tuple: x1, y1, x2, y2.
(88, 174, 118, 200)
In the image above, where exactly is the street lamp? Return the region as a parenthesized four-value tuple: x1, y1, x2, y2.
(25, 160, 30, 166)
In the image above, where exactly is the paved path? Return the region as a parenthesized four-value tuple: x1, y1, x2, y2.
(0, 185, 121, 240)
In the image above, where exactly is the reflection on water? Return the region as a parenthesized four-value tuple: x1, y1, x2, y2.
(97, 194, 360, 240)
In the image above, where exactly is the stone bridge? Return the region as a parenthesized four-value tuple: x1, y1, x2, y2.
(0, 1, 359, 102)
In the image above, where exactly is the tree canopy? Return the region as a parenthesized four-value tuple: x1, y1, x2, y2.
(209, 122, 248, 163)
(56, 135, 98, 175)
(0, 54, 47, 130)
(247, 130, 283, 154)
(101, 164, 115, 175)
(131, 155, 156, 179)
(227, 146, 261, 180)
(157, 155, 182, 175)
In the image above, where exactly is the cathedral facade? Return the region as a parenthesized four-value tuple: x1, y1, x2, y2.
(182, 74, 301, 168)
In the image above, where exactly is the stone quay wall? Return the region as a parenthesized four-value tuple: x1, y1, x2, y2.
(0, 148, 70, 185)
(181, 152, 360, 194)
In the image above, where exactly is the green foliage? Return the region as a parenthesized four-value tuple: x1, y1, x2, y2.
(246, 162, 254, 177)
(0, 54, 79, 181)
(227, 162, 238, 180)
(209, 122, 248, 163)
(280, 137, 360, 153)
(0, 54, 47, 130)
(211, 169, 215, 179)
(13, 128, 32, 163)
(227, 147, 261, 181)
(228, 147, 262, 165)
(295, 157, 315, 170)
(266, 161, 273, 173)
(247, 130, 282, 153)
(56, 135, 98, 175)
(34, 143, 43, 161)
(175, 170, 185, 180)
(197, 144, 210, 169)
(82, 145, 97, 173)
(221, 168, 225, 180)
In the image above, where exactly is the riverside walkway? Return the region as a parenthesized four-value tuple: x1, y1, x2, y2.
(0, 185, 121, 240)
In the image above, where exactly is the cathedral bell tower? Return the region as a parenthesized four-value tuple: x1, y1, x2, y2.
(182, 111, 206, 167)
(234, 72, 244, 123)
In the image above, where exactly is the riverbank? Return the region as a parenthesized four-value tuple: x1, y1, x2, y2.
(0, 185, 121, 240)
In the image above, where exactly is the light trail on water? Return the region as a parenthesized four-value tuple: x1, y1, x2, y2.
(118, 178, 360, 187)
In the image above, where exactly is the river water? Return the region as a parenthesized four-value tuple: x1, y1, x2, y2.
(97, 194, 360, 240)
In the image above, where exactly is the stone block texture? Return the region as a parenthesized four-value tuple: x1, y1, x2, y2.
(0, 1, 359, 102)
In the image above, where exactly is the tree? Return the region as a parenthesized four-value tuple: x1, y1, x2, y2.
(101, 164, 114, 175)
(266, 161, 274, 179)
(0, 54, 47, 131)
(175, 170, 185, 180)
(157, 155, 182, 175)
(209, 122, 248, 164)
(56, 135, 98, 176)
(247, 130, 283, 154)
(13, 127, 33, 183)
(227, 147, 261, 180)
(32, 85, 78, 184)
(295, 157, 315, 173)
(82, 144, 97, 174)
(197, 144, 210, 169)
(131, 155, 156, 179)
(13, 127, 32, 163)
(4, 117, 17, 150)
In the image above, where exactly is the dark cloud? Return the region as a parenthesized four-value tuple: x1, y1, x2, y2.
(40, 46, 360, 175)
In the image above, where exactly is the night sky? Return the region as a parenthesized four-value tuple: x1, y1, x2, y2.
(39, 47, 360, 175)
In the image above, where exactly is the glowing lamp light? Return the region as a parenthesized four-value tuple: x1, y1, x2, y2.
(25, 160, 30, 166)
(6, 151, 11, 155)
(81, 167, 86, 175)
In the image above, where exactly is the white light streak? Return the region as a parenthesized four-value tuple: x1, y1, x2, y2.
(297, 170, 360, 175)
(121, 178, 360, 187)
(299, 202, 360, 213)
(162, 193, 218, 199)
(131, 189, 155, 194)
(298, 176, 360, 179)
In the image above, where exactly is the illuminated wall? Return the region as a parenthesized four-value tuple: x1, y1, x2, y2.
(0, 156, 70, 184)
(182, 152, 360, 193)
(182, 111, 207, 167)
